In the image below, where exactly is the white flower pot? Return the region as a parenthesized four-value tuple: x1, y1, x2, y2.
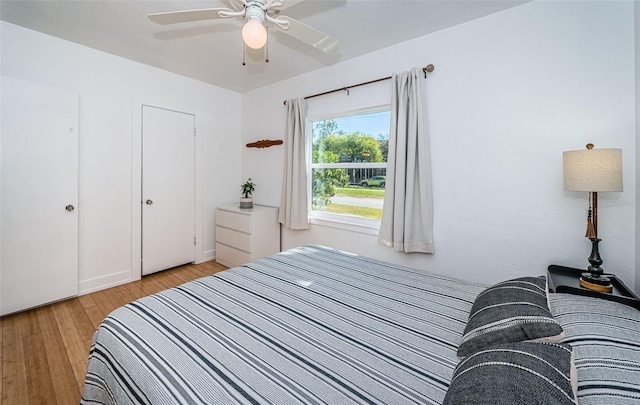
(239, 197, 253, 209)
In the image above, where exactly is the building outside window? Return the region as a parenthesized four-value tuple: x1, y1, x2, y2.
(309, 109, 390, 229)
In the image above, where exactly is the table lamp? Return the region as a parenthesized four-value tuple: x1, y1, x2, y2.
(563, 143, 622, 293)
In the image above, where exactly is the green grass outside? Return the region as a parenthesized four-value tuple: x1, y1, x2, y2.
(335, 187, 385, 198)
(315, 203, 383, 220)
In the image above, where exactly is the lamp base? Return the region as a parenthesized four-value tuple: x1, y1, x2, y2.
(579, 272, 612, 293)
(580, 237, 612, 292)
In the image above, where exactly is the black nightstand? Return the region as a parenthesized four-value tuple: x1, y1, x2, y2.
(548, 265, 640, 310)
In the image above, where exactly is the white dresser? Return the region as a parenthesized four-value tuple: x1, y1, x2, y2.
(215, 204, 280, 268)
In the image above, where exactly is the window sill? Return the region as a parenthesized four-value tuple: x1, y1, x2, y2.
(309, 214, 381, 236)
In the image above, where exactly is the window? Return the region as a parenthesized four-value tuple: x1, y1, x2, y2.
(309, 109, 390, 233)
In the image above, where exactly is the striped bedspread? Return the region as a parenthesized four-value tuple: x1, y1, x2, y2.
(81, 245, 486, 404)
(549, 293, 640, 404)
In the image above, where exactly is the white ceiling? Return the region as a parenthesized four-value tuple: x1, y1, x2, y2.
(0, 0, 529, 93)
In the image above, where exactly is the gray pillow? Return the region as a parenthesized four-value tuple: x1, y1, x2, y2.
(457, 276, 564, 358)
(444, 342, 577, 404)
(549, 293, 640, 404)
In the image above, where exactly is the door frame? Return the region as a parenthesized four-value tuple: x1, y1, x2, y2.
(131, 99, 203, 281)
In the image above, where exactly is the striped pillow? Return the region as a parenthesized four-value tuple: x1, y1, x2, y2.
(457, 276, 564, 358)
(444, 342, 577, 404)
(549, 293, 640, 404)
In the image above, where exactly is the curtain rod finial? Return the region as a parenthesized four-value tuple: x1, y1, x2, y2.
(422, 64, 435, 78)
(425, 64, 434, 72)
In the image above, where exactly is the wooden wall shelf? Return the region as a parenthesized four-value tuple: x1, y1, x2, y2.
(246, 139, 283, 148)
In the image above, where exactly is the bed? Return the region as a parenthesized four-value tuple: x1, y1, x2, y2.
(81, 245, 640, 404)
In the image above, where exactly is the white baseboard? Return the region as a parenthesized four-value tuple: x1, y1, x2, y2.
(79, 269, 133, 296)
(200, 249, 215, 263)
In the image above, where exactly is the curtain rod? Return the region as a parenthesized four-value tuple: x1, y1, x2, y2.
(283, 64, 434, 105)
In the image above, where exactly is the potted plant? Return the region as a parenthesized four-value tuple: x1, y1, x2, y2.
(240, 178, 255, 209)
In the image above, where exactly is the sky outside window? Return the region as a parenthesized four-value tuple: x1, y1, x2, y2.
(332, 111, 390, 138)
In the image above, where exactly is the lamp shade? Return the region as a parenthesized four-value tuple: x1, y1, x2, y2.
(242, 18, 267, 49)
(563, 147, 623, 192)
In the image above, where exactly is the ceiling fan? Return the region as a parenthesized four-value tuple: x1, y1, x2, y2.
(148, 0, 339, 56)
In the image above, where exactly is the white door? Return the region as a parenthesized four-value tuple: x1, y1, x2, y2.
(142, 105, 195, 275)
(1, 77, 79, 316)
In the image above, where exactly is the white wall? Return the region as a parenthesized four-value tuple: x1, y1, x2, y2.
(635, 1, 640, 294)
(242, 1, 637, 290)
(1, 22, 242, 294)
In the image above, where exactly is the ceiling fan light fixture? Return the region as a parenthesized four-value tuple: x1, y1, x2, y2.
(242, 18, 267, 49)
(148, 0, 340, 59)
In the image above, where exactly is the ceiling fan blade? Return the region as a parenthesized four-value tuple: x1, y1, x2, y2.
(273, 16, 339, 53)
(226, 0, 246, 12)
(148, 8, 233, 25)
(273, 0, 305, 11)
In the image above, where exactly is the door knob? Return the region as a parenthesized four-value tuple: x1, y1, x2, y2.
(65, 204, 75, 212)
(146, 200, 153, 205)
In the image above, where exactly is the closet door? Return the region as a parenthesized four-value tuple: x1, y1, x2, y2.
(1, 77, 79, 316)
(142, 105, 195, 275)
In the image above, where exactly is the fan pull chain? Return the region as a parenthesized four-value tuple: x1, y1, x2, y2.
(265, 26, 269, 63)
(242, 42, 246, 66)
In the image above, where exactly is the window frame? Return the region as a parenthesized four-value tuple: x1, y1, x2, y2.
(306, 105, 390, 235)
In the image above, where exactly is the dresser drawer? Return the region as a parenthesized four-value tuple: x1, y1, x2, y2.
(216, 242, 251, 267)
(216, 226, 251, 252)
(216, 209, 251, 233)
(215, 204, 280, 267)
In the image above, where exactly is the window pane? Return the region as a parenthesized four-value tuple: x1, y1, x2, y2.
(311, 110, 389, 221)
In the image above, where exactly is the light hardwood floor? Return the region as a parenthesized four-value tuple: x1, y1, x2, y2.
(1, 260, 227, 405)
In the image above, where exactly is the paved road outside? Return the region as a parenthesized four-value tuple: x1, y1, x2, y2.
(330, 195, 384, 209)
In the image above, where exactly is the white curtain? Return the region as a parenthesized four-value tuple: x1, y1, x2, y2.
(279, 98, 310, 229)
(378, 67, 434, 253)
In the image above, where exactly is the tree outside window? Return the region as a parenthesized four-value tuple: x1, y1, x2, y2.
(310, 110, 389, 220)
